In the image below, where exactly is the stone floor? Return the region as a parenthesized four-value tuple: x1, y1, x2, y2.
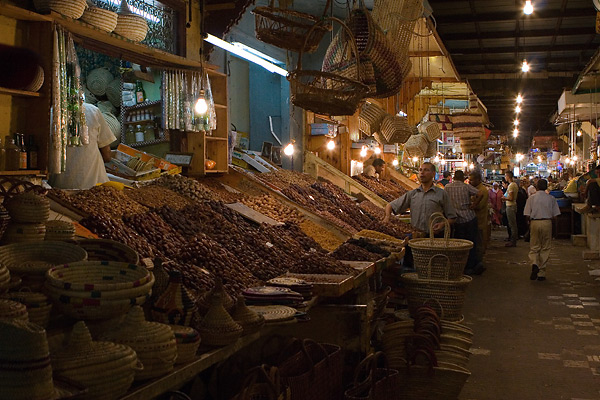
(460, 228, 600, 400)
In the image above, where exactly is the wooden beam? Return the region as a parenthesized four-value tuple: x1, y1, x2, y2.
(432, 7, 593, 24)
(449, 42, 599, 55)
(206, 3, 236, 11)
(408, 50, 445, 57)
(442, 27, 596, 41)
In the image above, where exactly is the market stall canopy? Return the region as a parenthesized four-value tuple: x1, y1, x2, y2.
(554, 89, 600, 125)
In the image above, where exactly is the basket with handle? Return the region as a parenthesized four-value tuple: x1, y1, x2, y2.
(403, 133, 428, 157)
(344, 352, 400, 400)
(231, 365, 291, 400)
(409, 213, 473, 280)
(322, 6, 403, 99)
(253, 0, 332, 53)
(359, 102, 386, 135)
(419, 121, 442, 143)
(288, 17, 369, 116)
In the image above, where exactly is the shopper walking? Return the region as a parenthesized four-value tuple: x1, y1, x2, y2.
(489, 182, 503, 226)
(524, 179, 561, 281)
(439, 171, 451, 186)
(445, 170, 484, 275)
(502, 171, 519, 247)
(469, 170, 490, 254)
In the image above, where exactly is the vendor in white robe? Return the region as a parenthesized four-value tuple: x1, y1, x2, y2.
(50, 103, 116, 189)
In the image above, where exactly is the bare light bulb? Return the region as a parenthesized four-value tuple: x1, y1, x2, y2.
(513, 128, 519, 138)
(327, 139, 335, 150)
(469, 163, 475, 170)
(521, 60, 530, 72)
(515, 105, 521, 113)
(516, 94, 523, 104)
(434, 156, 440, 162)
(573, 155, 578, 161)
(577, 130, 582, 137)
(357, 161, 364, 169)
(360, 146, 368, 158)
(524, 0, 534, 15)
(194, 91, 208, 114)
(412, 156, 419, 162)
(283, 143, 294, 156)
(537, 156, 542, 162)
(374, 147, 381, 155)
(514, 120, 519, 126)
(392, 159, 399, 166)
(565, 157, 570, 164)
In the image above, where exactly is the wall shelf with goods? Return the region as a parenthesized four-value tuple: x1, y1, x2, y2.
(0, 2, 229, 178)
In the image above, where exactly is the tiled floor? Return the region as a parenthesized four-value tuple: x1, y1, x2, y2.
(459, 229, 600, 400)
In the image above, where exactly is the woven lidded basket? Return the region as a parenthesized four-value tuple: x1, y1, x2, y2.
(33, 0, 87, 18)
(1, 290, 52, 328)
(44, 220, 75, 241)
(196, 291, 242, 346)
(358, 101, 386, 135)
(253, 0, 332, 53)
(0, 264, 10, 293)
(81, 4, 118, 33)
(1, 223, 46, 244)
(408, 214, 472, 280)
(100, 306, 177, 381)
(105, 78, 122, 107)
(5, 191, 50, 224)
(51, 321, 140, 400)
(75, 238, 139, 264)
(231, 295, 265, 336)
(403, 133, 429, 157)
(0, 319, 55, 400)
(0, 298, 28, 323)
(113, 0, 148, 42)
(170, 325, 200, 364)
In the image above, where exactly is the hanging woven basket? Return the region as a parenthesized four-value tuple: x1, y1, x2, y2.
(288, 17, 369, 116)
(253, 0, 332, 53)
(358, 101, 386, 135)
(81, 3, 119, 33)
(113, 0, 148, 42)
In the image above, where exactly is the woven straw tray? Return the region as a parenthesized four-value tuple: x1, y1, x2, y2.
(283, 273, 353, 297)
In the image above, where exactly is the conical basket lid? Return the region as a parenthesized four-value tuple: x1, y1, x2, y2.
(200, 293, 241, 331)
(67, 321, 94, 351)
(118, 0, 134, 15)
(232, 295, 264, 325)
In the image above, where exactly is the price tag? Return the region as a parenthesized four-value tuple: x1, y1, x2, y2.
(165, 152, 194, 166)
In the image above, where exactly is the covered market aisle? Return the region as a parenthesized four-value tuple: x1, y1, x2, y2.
(461, 230, 600, 400)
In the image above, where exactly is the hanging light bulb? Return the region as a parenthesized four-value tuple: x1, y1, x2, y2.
(524, 0, 534, 15)
(521, 60, 530, 72)
(194, 90, 208, 115)
(565, 157, 570, 164)
(516, 94, 523, 104)
(283, 143, 295, 156)
(392, 159, 399, 166)
(374, 147, 382, 155)
(577, 130, 582, 137)
(537, 156, 542, 162)
(573, 155, 578, 161)
(326, 139, 335, 150)
(434, 156, 440, 162)
(515, 105, 521, 113)
(513, 128, 519, 138)
(514, 120, 519, 126)
(360, 146, 368, 158)
(412, 156, 419, 162)
(469, 163, 475, 170)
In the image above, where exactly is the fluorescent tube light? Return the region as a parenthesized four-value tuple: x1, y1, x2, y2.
(205, 34, 288, 76)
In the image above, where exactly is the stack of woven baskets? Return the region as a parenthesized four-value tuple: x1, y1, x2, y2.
(0, 241, 87, 291)
(44, 261, 154, 320)
(0, 264, 10, 294)
(358, 102, 412, 145)
(100, 306, 177, 380)
(451, 97, 486, 154)
(3, 191, 50, 244)
(170, 324, 201, 364)
(1, 290, 52, 328)
(44, 220, 75, 241)
(402, 213, 473, 322)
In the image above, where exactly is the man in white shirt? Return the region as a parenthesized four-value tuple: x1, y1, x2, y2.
(527, 177, 538, 197)
(50, 103, 116, 189)
(501, 171, 519, 247)
(524, 179, 561, 281)
(363, 158, 385, 179)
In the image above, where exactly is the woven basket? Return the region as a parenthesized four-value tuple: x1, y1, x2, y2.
(288, 17, 369, 116)
(0, 265, 10, 293)
(44, 220, 75, 241)
(105, 78, 122, 107)
(359, 101, 386, 135)
(87, 67, 113, 96)
(170, 325, 200, 364)
(425, 140, 437, 158)
(81, 5, 118, 33)
(5, 191, 50, 224)
(419, 121, 442, 142)
(197, 278, 234, 316)
(100, 306, 177, 380)
(253, 0, 332, 53)
(396, 359, 470, 400)
(380, 114, 411, 144)
(0, 299, 28, 322)
(0, 241, 87, 289)
(1, 290, 52, 327)
(323, 7, 404, 98)
(52, 321, 140, 400)
(403, 134, 428, 157)
(97, 100, 116, 114)
(114, 1, 148, 43)
(232, 295, 265, 336)
(197, 291, 242, 346)
(436, 345, 471, 369)
(440, 334, 472, 351)
(102, 112, 121, 137)
(408, 214, 472, 280)
(33, 0, 87, 18)
(1, 223, 46, 244)
(23, 65, 44, 92)
(75, 238, 139, 264)
(0, 319, 55, 400)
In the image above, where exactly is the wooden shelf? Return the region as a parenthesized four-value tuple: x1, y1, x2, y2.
(127, 138, 169, 148)
(0, 170, 42, 176)
(206, 136, 228, 141)
(0, 87, 42, 97)
(205, 169, 228, 173)
(123, 100, 161, 111)
(124, 119, 155, 125)
(0, 3, 51, 21)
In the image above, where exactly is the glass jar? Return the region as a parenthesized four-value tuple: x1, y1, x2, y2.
(143, 123, 155, 142)
(135, 125, 144, 142)
(125, 125, 136, 144)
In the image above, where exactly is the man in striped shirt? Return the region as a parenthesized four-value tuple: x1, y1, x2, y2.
(445, 170, 484, 275)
